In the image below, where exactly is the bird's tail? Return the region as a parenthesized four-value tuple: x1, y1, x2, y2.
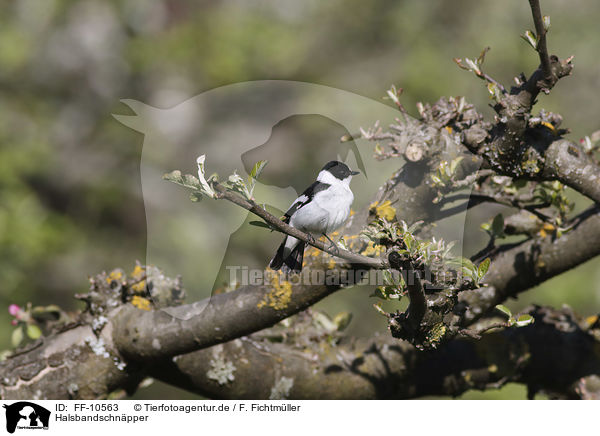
(269, 237, 305, 273)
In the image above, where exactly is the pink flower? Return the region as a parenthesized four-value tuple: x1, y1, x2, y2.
(11, 319, 18, 326)
(8, 304, 21, 317)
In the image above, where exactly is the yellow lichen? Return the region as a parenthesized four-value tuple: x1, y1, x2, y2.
(463, 371, 472, 383)
(131, 279, 147, 293)
(369, 200, 396, 221)
(305, 246, 321, 259)
(536, 259, 546, 269)
(539, 222, 555, 238)
(257, 276, 293, 310)
(361, 241, 386, 257)
(106, 270, 123, 284)
(131, 295, 152, 311)
(540, 121, 555, 131)
(305, 232, 342, 260)
(131, 264, 145, 279)
(445, 126, 453, 134)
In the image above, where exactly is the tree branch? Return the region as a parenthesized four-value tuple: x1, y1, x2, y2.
(542, 138, 600, 204)
(528, 0, 552, 81)
(3, 203, 600, 398)
(148, 305, 600, 399)
(111, 270, 357, 361)
(461, 205, 600, 323)
(213, 183, 389, 269)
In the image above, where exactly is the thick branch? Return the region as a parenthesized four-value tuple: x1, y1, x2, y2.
(0, 324, 141, 400)
(112, 276, 343, 361)
(114, 205, 600, 360)
(542, 138, 600, 204)
(461, 205, 600, 323)
(3, 206, 600, 398)
(387, 251, 427, 339)
(149, 305, 600, 399)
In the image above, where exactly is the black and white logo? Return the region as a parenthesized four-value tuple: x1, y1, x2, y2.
(2, 402, 50, 434)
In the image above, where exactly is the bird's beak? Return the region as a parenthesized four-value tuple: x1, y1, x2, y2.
(351, 170, 360, 175)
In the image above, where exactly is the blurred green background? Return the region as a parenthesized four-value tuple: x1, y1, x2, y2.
(1, 0, 599, 399)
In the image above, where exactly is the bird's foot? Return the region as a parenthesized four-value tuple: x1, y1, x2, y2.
(323, 233, 340, 256)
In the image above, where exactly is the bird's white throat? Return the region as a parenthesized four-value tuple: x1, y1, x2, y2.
(317, 169, 352, 186)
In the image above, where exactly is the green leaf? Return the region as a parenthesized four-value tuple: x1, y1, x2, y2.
(190, 192, 203, 202)
(407, 220, 424, 234)
(196, 155, 217, 198)
(542, 15, 551, 32)
(333, 312, 353, 331)
(496, 304, 512, 318)
(26, 324, 42, 339)
(516, 314, 534, 327)
(430, 174, 443, 186)
(163, 169, 183, 184)
(464, 57, 480, 74)
(372, 303, 388, 316)
(477, 46, 490, 65)
(247, 160, 268, 199)
(163, 169, 207, 202)
(450, 156, 464, 174)
(0, 350, 12, 361)
(386, 88, 400, 105)
(487, 82, 502, 101)
(382, 270, 394, 286)
(162, 170, 199, 189)
(227, 171, 251, 199)
(492, 213, 505, 238)
(521, 30, 538, 49)
(11, 327, 23, 347)
(182, 174, 201, 189)
(249, 160, 268, 180)
(31, 304, 62, 322)
(478, 258, 491, 280)
(370, 287, 388, 300)
(312, 312, 337, 332)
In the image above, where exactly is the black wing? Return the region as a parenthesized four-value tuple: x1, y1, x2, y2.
(282, 181, 330, 223)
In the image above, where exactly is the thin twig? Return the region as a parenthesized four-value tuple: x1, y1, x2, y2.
(453, 169, 495, 189)
(453, 57, 507, 94)
(437, 191, 551, 223)
(528, 0, 552, 80)
(459, 321, 508, 339)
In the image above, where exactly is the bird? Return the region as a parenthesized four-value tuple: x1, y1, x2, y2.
(269, 160, 360, 273)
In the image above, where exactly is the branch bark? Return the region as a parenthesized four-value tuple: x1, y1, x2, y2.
(461, 205, 600, 323)
(528, 0, 552, 81)
(3, 3, 600, 398)
(6, 305, 594, 400)
(3, 202, 600, 399)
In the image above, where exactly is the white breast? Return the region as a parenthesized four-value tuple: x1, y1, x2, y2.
(290, 182, 353, 235)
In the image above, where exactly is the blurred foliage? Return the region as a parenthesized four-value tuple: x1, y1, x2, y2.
(1, 0, 600, 399)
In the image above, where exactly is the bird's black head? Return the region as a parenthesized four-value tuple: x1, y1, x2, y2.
(321, 161, 360, 180)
